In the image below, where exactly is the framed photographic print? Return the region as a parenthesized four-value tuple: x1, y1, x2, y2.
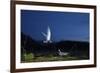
(11, 0, 96, 73)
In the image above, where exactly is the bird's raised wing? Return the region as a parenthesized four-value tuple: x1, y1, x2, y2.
(42, 32, 47, 37)
(47, 27, 51, 40)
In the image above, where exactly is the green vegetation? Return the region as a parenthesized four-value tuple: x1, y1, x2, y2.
(21, 53, 88, 63)
(21, 53, 34, 62)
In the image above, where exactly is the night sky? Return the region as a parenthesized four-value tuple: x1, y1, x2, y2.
(21, 10, 89, 42)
